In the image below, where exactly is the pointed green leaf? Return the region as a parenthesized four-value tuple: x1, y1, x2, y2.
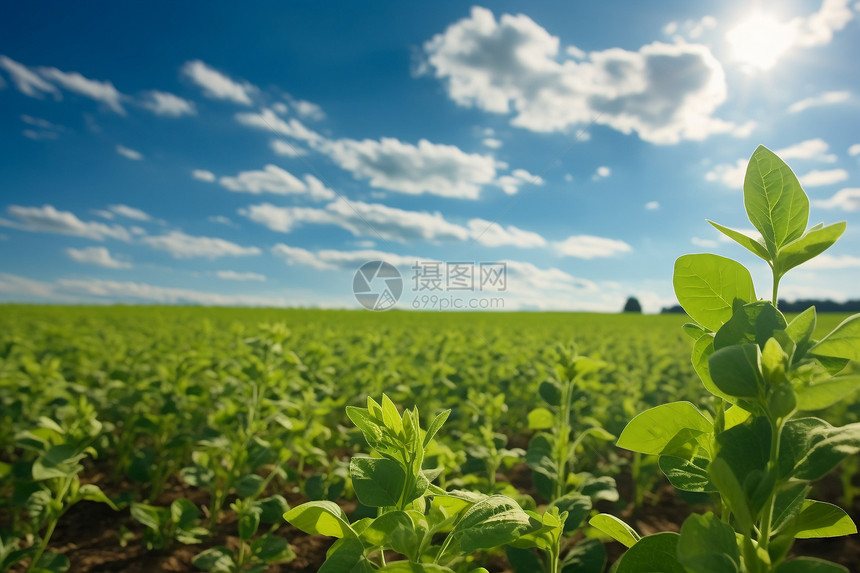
(284, 501, 355, 538)
(423, 409, 450, 447)
(659, 456, 716, 492)
(677, 512, 740, 573)
(796, 376, 860, 411)
(350, 457, 406, 508)
(810, 314, 860, 362)
(709, 220, 770, 261)
(445, 495, 539, 556)
(616, 532, 684, 573)
(588, 513, 640, 548)
(794, 500, 857, 539)
(673, 254, 756, 331)
(709, 344, 763, 398)
(743, 145, 809, 256)
(617, 402, 713, 455)
(777, 221, 846, 277)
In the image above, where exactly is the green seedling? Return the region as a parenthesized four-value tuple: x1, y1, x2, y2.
(130, 498, 208, 550)
(284, 394, 546, 572)
(592, 145, 860, 572)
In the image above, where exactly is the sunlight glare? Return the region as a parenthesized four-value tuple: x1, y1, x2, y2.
(726, 12, 796, 70)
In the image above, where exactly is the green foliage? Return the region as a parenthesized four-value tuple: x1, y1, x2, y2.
(601, 145, 858, 572)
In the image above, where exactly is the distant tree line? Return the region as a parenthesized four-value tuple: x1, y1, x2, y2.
(661, 299, 860, 314)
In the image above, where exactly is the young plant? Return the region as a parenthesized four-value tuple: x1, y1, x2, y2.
(130, 498, 208, 550)
(284, 395, 544, 572)
(592, 145, 860, 572)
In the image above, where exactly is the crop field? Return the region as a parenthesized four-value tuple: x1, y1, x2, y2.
(1, 305, 858, 572)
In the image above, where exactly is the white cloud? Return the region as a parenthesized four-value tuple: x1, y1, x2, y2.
(0, 55, 59, 98)
(645, 201, 660, 210)
(467, 218, 547, 248)
(66, 246, 131, 268)
(482, 137, 503, 149)
(243, 199, 471, 243)
(592, 166, 611, 180)
(141, 231, 261, 259)
(421, 7, 748, 144)
(801, 253, 860, 269)
(208, 215, 236, 227)
(554, 235, 633, 259)
(292, 99, 325, 120)
(21, 115, 60, 130)
(109, 204, 150, 221)
(181, 60, 256, 105)
(235, 108, 323, 144)
(272, 243, 424, 271)
(849, 144, 860, 156)
(705, 158, 746, 188)
(320, 136, 501, 199)
(272, 102, 288, 114)
(218, 165, 335, 200)
(788, 90, 851, 113)
(192, 169, 216, 182)
(116, 145, 143, 161)
(493, 168, 543, 195)
(39, 67, 126, 114)
(23, 129, 59, 141)
(92, 209, 114, 220)
(813, 188, 860, 211)
(775, 138, 837, 162)
(270, 139, 308, 157)
(216, 270, 266, 281)
(798, 168, 849, 187)
(0, 204, 131, 241)
(57, 278, 290, 306)
(793, 0, 854, 47)
(662, 16, 718, 40)
(141, 91, 196, 117)
(692, 237, 720, 248)
(0, 273, 56, 299)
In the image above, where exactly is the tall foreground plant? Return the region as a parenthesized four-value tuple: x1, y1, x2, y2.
(591, 145, 860, 572)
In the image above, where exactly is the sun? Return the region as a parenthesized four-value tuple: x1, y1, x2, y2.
(726, 11, 796, 70)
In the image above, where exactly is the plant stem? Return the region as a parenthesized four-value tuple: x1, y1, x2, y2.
(772, 269, 780, 310)
(555, 378, 574, 500)
(758, 416, 783, 552)
(27, 477, 72, 573)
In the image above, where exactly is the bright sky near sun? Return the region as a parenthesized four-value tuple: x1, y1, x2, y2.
(1, 1, 859, 312)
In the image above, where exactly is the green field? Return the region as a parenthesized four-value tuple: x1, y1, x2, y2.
(2, 306, 859, 572)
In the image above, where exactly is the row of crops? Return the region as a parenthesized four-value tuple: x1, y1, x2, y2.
(0, 305, 857, 572)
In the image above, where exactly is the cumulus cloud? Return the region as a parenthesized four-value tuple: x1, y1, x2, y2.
(235, 108, 324, 144)
(554, 235, 633, 259)
(216, 270, 266, 281)
(141, 231, 261, 259)
(494, 168, 542, 195)
(788, 90, 851, 113)
(849, 143, 860, 156)
(793, 0, 854, 47)
(109, 204, 151, 221)
(116, 145, 143, 161)
(141, 90, 196, 116)
(482, 138, 503, 148)
(192, 169, 216, 182)
(645, 201, 660, 210)
(291, 99, 325, 120)
(0, 273, 57, 299)
(0, 55, 59, 98)
(39, 67, 126, 114)
(813, 188, 860, 211)
(272, 243, 425, 271)
(270, 139, 308, 157)
(218, 165, 335, 200)
(0, 205, 131, 241)
(421, 7, 749, 144)
(181, 60, 256, 105)
(467, 218, 547, 247)
(592, 166, 611, 181)
(775, 138, 837, 162)
(798, 168, 849, 187)
(705, 158, 747, 188)
(66, 246, 131, 268)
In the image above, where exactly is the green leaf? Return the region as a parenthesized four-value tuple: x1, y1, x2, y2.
(360, 511, 416, 556)
(810, 314, 860, 362)
(673, 254, 757, 331)
(789, 420, 860, 481)
(31, 551, 70, 573)
(192, 547, 234, 572)
(527, 407, 555, 430)
(774, 557, 849, 572)
(171, 498, 201, 529)
(506, 546, 544, 573)
(777, 222, 846, 277)
(250, 533, 294, 562)
(692, 334, 734, 402)
(550, 493, 591, 532)
(320, 538, 366, 573)
(659, 455, 716, 492)
(445, 495, 539, 556)
(237, 504, 262, 540)
(708, 220, 770, 261)
(794, 500, 857, 539)
(31, 445, 84, 481)
(350, 457, 406, 508)
(131, 503, 166, 530)
(786, 307, 817, 352)
(234, 474, 265, 498)
(709, 458, 752, 533)
(616, 532, 684, 573)
(588, 514, 640, 548)
(709, 344, 763, 398)
(380, 563, 455, 572)
(616, 402, 712, 455)
(77, 484, 118, 509)
(539, 380, 562, 406)
(560, 538, 606, 573)
(284, 500, 355, 538)
(743, 144, 809, 257)
(423, 409, 450, 447)
(677, 512, 740, 573)
(795, 376, 860, 411)
(713, 301, 786, 351)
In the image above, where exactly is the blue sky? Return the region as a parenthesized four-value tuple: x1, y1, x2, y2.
(1, 1, 859, 312)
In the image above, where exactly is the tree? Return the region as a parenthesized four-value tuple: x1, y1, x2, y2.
(623, 296, 642, 313)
